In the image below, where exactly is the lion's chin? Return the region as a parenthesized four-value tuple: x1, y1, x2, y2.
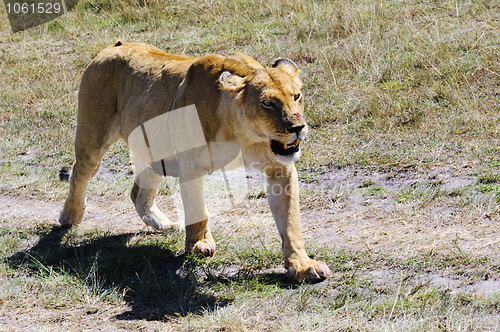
(276, 149, 301, 164)
(270, 139, 302, 164)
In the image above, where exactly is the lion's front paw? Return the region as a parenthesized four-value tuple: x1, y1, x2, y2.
(189, 239, 216, 257)
(59, 204, 85, 227)
(286, 257, 331, 282)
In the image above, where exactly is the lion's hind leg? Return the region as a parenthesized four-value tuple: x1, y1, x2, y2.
(60, 64, 121, 227)
(131, 156, 181, 231)
(59, 143, 110, 227)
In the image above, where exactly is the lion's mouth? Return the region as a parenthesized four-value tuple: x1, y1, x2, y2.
(270, 139, 300, 156)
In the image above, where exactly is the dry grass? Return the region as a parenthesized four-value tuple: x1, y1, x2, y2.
(0, 0, 499, 330)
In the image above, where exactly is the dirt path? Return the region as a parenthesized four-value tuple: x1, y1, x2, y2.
(1, 166, 499, 260)
(298, 167, 500, 259)
(0, 194, 146, 233)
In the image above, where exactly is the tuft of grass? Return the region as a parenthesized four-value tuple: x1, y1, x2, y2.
(300, 186, 348, 210)
(397, 181, 465, 206)
(298, 172, 319, 184)
(358, 180, 386, 195)
(359, 179, 375, 188)
(478, 174, 500, 185)
(360, 185, 386, 196)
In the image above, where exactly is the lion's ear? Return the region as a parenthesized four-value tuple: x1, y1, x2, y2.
(272, 58, 302, 87)
(272, 58, 299, 75)
(218, 71, 246, 93)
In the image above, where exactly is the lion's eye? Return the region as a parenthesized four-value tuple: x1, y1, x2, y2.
(261, 100, 273, 109)
(294, 93, 301, 101)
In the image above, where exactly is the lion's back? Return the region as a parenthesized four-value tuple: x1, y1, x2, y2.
(82, 42, 194, 85)
(77, 42, 195, 129)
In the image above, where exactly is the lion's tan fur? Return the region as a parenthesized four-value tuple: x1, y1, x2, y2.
(60, 42, 330, 282)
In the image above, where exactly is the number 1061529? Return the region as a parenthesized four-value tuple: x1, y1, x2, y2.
(5, 2, 62, 15)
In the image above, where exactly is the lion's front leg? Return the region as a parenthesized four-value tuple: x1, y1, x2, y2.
(266, 164, 331, 282)
(185, 219, 215, 257)
(180, 175, 216, 257)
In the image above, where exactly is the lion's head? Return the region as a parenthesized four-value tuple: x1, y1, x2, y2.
(218, 58, 307, 163)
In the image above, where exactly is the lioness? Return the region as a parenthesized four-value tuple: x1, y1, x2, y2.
(59, 41, 330, 282)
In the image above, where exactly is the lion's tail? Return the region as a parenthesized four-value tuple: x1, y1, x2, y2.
(59, 167, 71, 182)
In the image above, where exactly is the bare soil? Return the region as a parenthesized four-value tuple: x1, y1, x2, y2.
(2, 166, 499, 290)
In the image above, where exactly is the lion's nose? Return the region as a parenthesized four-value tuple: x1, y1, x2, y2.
(286, 124, 305, 134)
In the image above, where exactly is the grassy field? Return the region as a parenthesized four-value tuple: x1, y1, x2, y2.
(0, 0, 499, 330)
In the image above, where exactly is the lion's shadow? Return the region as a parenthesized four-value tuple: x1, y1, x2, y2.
(7, 226, 230, 321)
